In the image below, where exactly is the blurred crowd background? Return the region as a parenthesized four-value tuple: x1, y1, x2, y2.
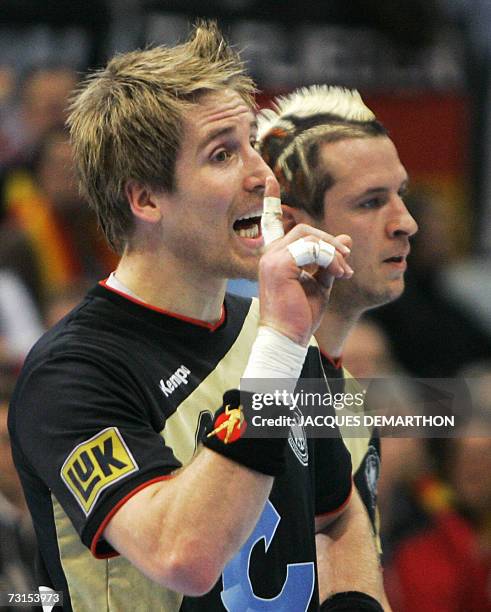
(0, 1, 490, 610)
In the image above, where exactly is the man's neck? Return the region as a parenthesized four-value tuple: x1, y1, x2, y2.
(315, 304, 361, 359)
(114, 247, 227, 325)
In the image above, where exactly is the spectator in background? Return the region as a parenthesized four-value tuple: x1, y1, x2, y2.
(369, 188, 491, 376)
(0, 223, 45, 364)
(0, 270, 44, 364)
(0, 65, 17, 167)
(385, 406, 491, 611)
(369, 377, 435, 564)
(0, 65, 77, 169)
(0, 374, 36, 608)
(0, 225, 43, 311)
(342, 318, 399, 379)
(0, 127, 116, 315)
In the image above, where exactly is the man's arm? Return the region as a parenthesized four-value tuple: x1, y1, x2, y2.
(104, 447, 273, 595)
(316, 489, 392, 610)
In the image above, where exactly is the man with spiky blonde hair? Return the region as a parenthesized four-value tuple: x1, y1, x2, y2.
(67, 23, 256, 256)
(259, 84, 418, 609)
(9, 23, 387, 612)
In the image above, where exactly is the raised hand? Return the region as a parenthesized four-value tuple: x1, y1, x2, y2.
(259, 176, 353, 346)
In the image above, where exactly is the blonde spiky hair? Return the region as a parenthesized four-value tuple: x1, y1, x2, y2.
(257, 85, 375, 140)
(258, 84, 386, 219)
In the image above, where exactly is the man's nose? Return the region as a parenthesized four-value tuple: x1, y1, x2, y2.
(387, 197, 418, 238)
(243, 148, 277, 194)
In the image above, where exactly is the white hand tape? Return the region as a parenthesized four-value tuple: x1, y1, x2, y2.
(263, 196, 282, 214)
(317, 239, 336, 267)
(287, 238, 335, 268)
(287, 238, 317, 266)
(261, 196, 284, 245)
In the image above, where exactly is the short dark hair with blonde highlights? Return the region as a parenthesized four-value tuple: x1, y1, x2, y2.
(258, 86, 387, 220)
(67, 21, 256, 253)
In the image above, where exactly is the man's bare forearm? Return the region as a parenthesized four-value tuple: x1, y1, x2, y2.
(316, 489, 387, 606)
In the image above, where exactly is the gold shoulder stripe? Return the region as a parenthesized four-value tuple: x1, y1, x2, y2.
(60, 427, 138, 515)
(308, 335, 319, 348)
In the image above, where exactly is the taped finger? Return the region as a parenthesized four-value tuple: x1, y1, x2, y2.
(287, 238, 335, 268)
(287, 238, 315, 266)
(261, 196, 285, 245)
(316, 239, 336, 267)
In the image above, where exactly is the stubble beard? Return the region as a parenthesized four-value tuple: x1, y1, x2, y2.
(177, 236, 260, 282)
(330, 276, 404, 316)
(225, 252, 261, 281)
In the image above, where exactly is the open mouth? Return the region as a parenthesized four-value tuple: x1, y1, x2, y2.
(233, 212, 262, 239)
(384, 256, 404, 263)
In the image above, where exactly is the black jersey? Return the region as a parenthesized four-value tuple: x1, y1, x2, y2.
(9, 283, 352, 611)
(320, 355, 381, 546)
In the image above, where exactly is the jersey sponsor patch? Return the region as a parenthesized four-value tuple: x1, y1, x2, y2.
(60, 427, 138, 515)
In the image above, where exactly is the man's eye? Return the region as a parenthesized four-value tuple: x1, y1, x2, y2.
(250, 138, 258, 150)
(212, 149, 231, 162)
(360, 198, 381, 209)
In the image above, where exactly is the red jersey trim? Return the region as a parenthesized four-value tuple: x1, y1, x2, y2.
(99, 279, 226, 331)
(91, 474, 174, 559)
(319, 347, 343, 370)
(315, 477, 353, 521)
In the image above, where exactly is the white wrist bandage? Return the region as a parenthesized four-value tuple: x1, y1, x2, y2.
(241, 326, 308, 396)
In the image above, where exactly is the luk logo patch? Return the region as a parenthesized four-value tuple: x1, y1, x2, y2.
(61, 427, 138, 515)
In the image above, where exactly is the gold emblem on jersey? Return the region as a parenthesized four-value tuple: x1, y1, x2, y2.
(61, 427, 138, 515)
(207, 405, 245, 444)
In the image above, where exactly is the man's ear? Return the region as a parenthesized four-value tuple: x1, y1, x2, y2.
(125, 180, 163, 224)
(282, 204, 314, 234)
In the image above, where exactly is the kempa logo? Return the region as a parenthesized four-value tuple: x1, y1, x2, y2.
(159, 365, 191, 397)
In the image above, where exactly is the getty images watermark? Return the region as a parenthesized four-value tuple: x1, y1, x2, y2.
(238, 377, 489, 438)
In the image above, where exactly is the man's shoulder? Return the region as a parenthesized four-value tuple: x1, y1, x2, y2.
(21, 286, 133, 376)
